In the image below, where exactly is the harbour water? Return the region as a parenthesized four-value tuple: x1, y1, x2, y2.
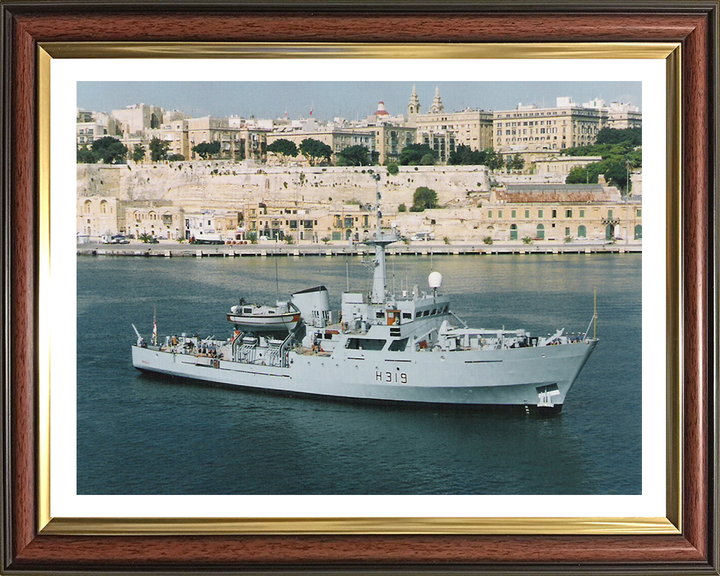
(77, 254, 641, 495)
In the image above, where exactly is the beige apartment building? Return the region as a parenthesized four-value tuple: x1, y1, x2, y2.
(146, 119, 191, 159)
(406, 86, 494, 161)
(187, 116, 246, 160)
(76, 111, 118, 147)
(607, 109, 643, 130)
(365, 125, 417, 165)
(493, 98, 607, 153)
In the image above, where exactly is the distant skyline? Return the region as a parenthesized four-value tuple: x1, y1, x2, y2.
(78, 81, 641, 121)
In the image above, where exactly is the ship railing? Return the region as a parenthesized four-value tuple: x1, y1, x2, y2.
(239, 343, 256, 363)
(266, 347, 282, 367)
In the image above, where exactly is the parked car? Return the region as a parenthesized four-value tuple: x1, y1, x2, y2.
(110, 235, 130, 244)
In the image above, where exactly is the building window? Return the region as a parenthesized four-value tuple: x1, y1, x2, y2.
(608, 209, 614, 219)
(565, 209, 572, 218)
(551, 209, 557, 218)
(538, 209, 544, 218)
(565, 227, 571, 236)
(524, 209, 530, 218)
(579, 209, 585, 218)
(510, 224, 518, 240)
(488, 210, 493, 219)
(637, 209, 642, 217)
(511, 209, 516, 219)
(536, 224, 545, 240)
(498, 210, 503, 219)
(578, 225, 587, 238)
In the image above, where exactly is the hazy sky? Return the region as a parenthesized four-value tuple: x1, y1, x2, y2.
(78, 81, 641, 120)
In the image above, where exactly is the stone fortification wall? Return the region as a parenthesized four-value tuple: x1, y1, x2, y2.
(77, 162, 489, 210)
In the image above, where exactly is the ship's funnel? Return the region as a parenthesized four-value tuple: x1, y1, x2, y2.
(428, 271, 443, 290)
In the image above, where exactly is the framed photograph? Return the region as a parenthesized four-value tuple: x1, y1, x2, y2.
(2, 2, 717, 574)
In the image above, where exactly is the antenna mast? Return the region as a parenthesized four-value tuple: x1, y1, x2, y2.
(364, 173, 396, 305)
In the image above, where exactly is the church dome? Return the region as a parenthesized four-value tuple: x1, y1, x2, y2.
(374, 101, 390, 116)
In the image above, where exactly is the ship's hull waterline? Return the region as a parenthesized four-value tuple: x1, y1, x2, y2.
(132, 339, 597, 409)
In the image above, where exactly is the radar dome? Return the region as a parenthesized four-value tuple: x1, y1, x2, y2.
(428, 271, 443, 289)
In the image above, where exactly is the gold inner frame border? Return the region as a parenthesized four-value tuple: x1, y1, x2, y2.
(36, 41, 681, 536)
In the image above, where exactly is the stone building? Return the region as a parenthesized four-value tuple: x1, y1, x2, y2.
(77, 196, 120, 238)
(364, 125, 417, 165)
(111, 103, 163, 135)
(533, 155, 604, 177)
(121, 202, 185, 240)
(493, 98, 607, 153)
(406, 86, 494, 161)
(484, 184, 641, 242)
(146, 119, 191, 160)
(187, 116, 246, 160)
(76, 111, 119, 147)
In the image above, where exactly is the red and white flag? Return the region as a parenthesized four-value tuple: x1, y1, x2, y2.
(152, 313, 157, 345)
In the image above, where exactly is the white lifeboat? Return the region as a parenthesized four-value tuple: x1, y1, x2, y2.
(227, 300, 301, 333)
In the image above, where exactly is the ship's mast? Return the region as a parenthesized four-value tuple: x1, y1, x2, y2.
(365, 173, 396, 305)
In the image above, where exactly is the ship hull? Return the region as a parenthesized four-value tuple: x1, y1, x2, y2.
(132, 340, 597, 408)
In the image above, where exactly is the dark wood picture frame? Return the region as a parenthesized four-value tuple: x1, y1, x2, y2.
(1, 1, 718, 573)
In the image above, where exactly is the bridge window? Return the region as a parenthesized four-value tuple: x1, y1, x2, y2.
(388, 338, 409, 352)
(346, 338, 386, 351)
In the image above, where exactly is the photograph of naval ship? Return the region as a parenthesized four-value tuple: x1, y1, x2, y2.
(76, 78, 644, 497)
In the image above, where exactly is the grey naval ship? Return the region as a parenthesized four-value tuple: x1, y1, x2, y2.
(132, 193, 597, 413)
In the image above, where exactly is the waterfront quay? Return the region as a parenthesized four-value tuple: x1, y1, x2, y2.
(78, 240, 641, 258)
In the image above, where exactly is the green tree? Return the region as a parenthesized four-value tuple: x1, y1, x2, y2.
(596, 127, 642, 146)
(149, 138, 170, 162)
(397, 203, 407, 212)
(91, 136, 128, 164)
(484, 148, 505, 170)
(410, 187, 438, 212)
(386, 162, 399, 176)
(267, 138, 298, 163)
(566, 164, 600, 184)
(192, 141, 221, 160)
(337, 145, 372, 166)
(420, 153, 436, 166)
(507, 153, 525, 171)
(566, 158, 633, 192)
(603, 159, 630, 192)
(398, 144, 437, 165)
(168, 154, 185, 162)
(561, 127, 642, 186)
(77, 145, 97, 163)
(447, 144, 488, 166)
(299, 138, 333, 166)
(131, 143, 146, 163)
